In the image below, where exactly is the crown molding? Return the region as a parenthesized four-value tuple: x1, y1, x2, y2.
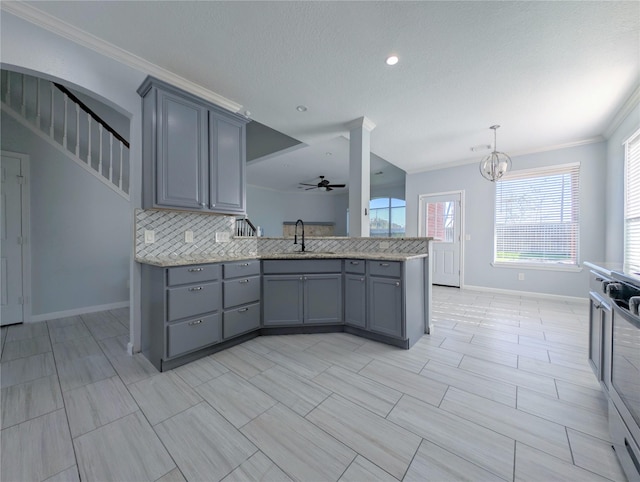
(406, 136, 605, 175)
(1, 1, 243, 113)
(603, 83, 640, 139)
(346, 116, 376, 132)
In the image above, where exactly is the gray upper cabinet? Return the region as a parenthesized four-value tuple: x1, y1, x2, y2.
(209, 113, 246, 213)
(138, 76, 248, 214)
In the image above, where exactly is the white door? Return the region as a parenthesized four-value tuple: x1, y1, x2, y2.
(419, 192, 462, 287)
(1, 152, 27, 326)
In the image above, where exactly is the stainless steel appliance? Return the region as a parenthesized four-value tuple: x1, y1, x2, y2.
(608, 273, 640, 481)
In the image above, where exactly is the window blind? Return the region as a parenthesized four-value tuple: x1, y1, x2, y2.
(495, 163, 580, 265)
(625, 129, 640, 272)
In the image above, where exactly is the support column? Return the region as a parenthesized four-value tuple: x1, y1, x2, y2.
(348, 116, 376, 237)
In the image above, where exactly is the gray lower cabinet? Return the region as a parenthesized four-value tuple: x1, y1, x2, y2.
(344, 274, 366, 328)
(368, 276, 403, 337)
(138, 76, 248, 214)
(588, 268, 613, 390)
(222, 260, 261, 339)
(262, 260, 343, 326)
(262, 275, 304, 325)
(141, 263, 222, 371)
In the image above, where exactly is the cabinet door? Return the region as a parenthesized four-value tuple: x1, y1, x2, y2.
(589, 293, 603, 377)
(601, 302, 612, 390)
(344, 274, 366, 328)
(209, 112, 246, 213)
(156, 89, 208, 209)
(368, 277, 403, 337)
(263, 275, 303, 325)
(304, 274, 343, 324)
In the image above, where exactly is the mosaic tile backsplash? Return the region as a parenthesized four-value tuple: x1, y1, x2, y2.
(135, 209, 429, 259)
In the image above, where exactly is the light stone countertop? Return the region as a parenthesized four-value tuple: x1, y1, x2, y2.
(136, 251, 429, 267)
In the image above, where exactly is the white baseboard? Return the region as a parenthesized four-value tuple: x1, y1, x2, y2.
(460, 284, 588, 304)
(30, 301, 130, 322)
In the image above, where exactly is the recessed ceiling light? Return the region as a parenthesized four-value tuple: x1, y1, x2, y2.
(325, 152, 332, 156)
(385, 55, 399, 66)
(296, 105, 308, 112)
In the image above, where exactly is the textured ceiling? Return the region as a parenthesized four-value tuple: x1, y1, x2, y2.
(16, 0, 640, 191)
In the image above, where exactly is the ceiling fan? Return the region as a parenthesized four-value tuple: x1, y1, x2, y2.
(299, 176, 346, 192)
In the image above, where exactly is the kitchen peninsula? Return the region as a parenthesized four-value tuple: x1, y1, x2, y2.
(137, 211, 432, 371)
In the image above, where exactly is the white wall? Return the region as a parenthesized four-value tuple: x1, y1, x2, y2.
(2, 112, 130, 316)
(246, 184, 337, 236)
(1, 11, 145, 348)
(605, 102, 640, 262)
(406, 142, 607, 298)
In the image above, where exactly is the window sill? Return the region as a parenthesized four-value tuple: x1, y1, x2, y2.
(491, 262, 583, 273)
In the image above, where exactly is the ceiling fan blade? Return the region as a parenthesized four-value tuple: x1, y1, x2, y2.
(305, 187, 317, 190)
(327, 184, 345, 188)
(325, 187, 333, 191)
(299, 183, 317, 186)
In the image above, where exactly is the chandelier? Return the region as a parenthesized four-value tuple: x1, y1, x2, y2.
(479, 125, 511, 181)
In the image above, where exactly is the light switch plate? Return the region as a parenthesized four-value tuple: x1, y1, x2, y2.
(144, 230, 155, 244)
(215, 232, 230, 243)
(185, 230, 194, 243)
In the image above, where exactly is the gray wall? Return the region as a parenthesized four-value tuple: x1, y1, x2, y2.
(2, 111, 131, 316)
(605, 103, 640, 263)
(2, 10, 145, 348)
(406, 142, 607, 298)
(246, 184, 337, 237)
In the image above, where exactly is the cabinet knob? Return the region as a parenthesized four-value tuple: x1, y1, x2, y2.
(189, 286, 203, 291)
(211, 203, 216, 207)
(395, 282, 400, 287)
(188, 267, 204, 272)
(200, 202, 206, 207)
(360, 278, 365, 282)
(300, 277, 303, 281)
(188, 319, 202, 326)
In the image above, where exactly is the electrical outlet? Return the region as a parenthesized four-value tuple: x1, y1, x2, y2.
(184, 230, 194, 243)
(518, 273, 525, 281)
(379, 241, 390, 249)
(144, 230, 155, 244)
(215, 232, 230, 243)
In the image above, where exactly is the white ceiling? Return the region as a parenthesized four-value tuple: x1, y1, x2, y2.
(16, 1, 640, 190)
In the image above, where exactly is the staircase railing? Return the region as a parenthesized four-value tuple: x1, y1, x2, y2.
(1, 70, 130, 199)
(236, 217, 258, 237)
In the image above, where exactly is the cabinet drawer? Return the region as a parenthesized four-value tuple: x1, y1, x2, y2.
(589, 270, 611, 296)
(263, 259, 342, 274)
(167, 313, 221, 358)
(168, 264, 220, 286)
(223, 276, 260, 308)
(224, 260, 260, 279)
(368, 260, 402, 278)
(167, 281, 221, 321)
(223, 303, 260, 339)
(345, 259, 365, 274)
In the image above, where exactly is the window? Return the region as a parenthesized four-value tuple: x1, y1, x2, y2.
(625, 128, 640, 271)
(424, 201, 456, 242)
(370, 197, 406, 237)
(494, 163, 580, 266)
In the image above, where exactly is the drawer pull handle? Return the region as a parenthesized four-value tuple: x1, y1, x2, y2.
(380, 263, 390, 267)
(189, 319, 202, 326)
(238, 308, 249, 313)
(239, 279, 250, 284)
(189, 286, 203, 291)
(240, 263, 250, 267)
(350, 261, 360, 265)
(188, 268, 204, 272)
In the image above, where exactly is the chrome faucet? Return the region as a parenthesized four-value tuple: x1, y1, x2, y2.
(294, 219, 305, 252)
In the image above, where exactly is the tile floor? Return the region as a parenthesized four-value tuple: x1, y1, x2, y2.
(0, 287, 629, 481)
